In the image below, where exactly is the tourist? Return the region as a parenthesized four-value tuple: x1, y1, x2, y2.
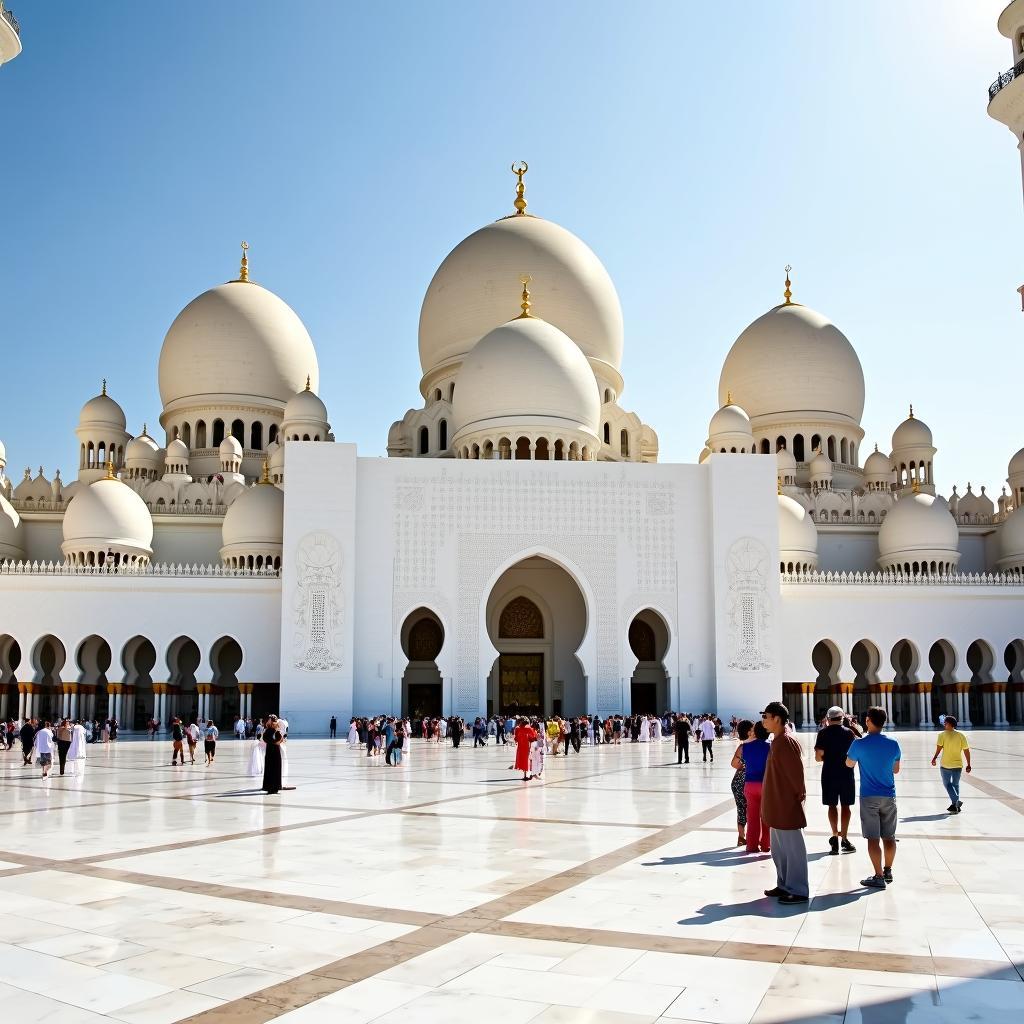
(699, 715, 716, 762)
(569, 716, 582, 753)
(170, 718, 185, 765)
(846, 706, 901, 889)
(729, 719, 750, 846)
(740, 721, 771, 853)
(814, 706, 859, 855)
(248, 725, 265, 779)
(68, 719, 87, 776)
(530, 723, 546, 778)
(673, 713, 691, 765)
(495, 715, 505, 745)
(33, 720, 54, 779)
(234, 717, 246, 740)
(347, 717, 359, 746)
(262, 716, 284, 794)
(55, 718, 73, 776)
(204, 719, 219, 765)
(760, 701, 809, 904)
(513, 717, 536, 781)
(931, 715, 971, 813)
(20, 718, 35, 765)
(186, 719, 200, 764)
(329, 715, 337, 739)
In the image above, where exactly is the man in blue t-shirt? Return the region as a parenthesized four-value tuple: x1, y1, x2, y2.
(846, 706, 901, 890)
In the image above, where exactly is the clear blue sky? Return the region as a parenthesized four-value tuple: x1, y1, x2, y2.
(1, 1, 1020, 497)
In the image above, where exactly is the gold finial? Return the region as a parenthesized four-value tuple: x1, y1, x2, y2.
(304, 374, 311, 392)
(726, 391, 733, 405)
(142, 422, 148, 437)
(101, 378, 107, 397)
(908, 403, 914, 419)
(911, 475, 919, 493)
(516, 275, 533, 319)
(106, 459, 115, 480)
(260, 459, 271, 484)
(511, 161, 529, 215)
(238, 241, 250, 283)
(874, 442, 878, 452)
(777, 478, 782, 495)
(783, 265, 793, 305)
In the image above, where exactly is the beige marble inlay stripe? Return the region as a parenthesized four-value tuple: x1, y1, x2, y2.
(963, 772, 1024, 816)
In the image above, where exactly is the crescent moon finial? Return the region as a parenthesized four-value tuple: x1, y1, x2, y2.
(511, 162, 529, 215)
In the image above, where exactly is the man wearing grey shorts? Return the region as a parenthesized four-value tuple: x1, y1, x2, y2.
(846, 706, 901, 889)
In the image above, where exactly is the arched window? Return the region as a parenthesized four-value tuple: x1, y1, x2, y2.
(604, 389, 612, 404)
(515, 436, 531, 460)
(418, 426, 429, 455)
(793, 434, 805, 462)
(439, 419, 448, 450)
(827, 435, 836, 461)
(195, 420, 207, 448)
(603, 422, 611, 445)
(620, 429, 630, 458)
(268, 424, 278, 445)
(231, 419, 244, 444)
(840, 438, 848, 464)
(499, 596, 544, 638)
(212, 419, 225, 447)
(760, 439, 771, 454)
(448, 382, 455, 401)
(810, 434, 821, 456)
(251, 422, 263, 450)
(182, 423, 191, 447)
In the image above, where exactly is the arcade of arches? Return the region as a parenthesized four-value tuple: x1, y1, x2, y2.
(0, 633, 278, 729)
(785, 636, 1024, 729)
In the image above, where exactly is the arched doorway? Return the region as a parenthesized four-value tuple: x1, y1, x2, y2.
(167, 636, 201, 724)
(0, 635, 21, 720)
(850, 640, 880, 718)
(486, 557, 586, 718)
(401, 608, 444, 719)
(967, 639, 995, 725)
(1005, 639, 1024, 725)
(628, 610, 669, 714)
(76, 635, 112, 723)
(210, 636, 243, 725)
(890, 639, 919, 727)
(929, 639, 957, 726)
(122, 636, 156, 730)
(811, 639, 842, 723)
(32, 635, 67, 721)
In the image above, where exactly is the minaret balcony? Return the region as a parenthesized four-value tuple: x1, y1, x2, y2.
(988, 57, 1024, 129)
(0, 3, 20, 65)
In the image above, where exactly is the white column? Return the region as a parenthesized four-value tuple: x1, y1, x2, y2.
(959, 690, 972, 728)
(245, 691, 253, 719)
(1014, 688, 1024, 726)
(843, 688, 853, 715)
(199, 692, 208, 722)
(18, 690, 26, 720)
(883, 689, 894, 728)
(107, 690, 115, 721)
(25, 690, 35, 720)
(239, 689, 246, 719)
(917, 690, 930, 729)
(156, 692, 165, 727)
(996, 690, 1009, 728)
(0, 690, 7, 719)
(69, 690, 78, 720)
(61, 690, 69, 718)
(801, 689, 814, 729)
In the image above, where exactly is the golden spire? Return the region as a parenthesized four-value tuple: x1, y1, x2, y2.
(304, 374, 311, 392)
(911, 475, 919, 493)
(238, 241, 250, 283)
(908, 403, 914, 419)
(142, 422, 148, 437)
(874, 442, 878, 452)
(101, 378, 107, 397)
(726, 391, 733, 405)
(515, 275, 533, 319)
(511, 161, 529, 215)
(260, 459, 271, 484)
(106, 459, 115, 480)
(783, 265, 793, 305)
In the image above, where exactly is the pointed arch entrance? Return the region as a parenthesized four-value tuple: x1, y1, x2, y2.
(401, 608, 444, 718)
(628, 609, 669, 714)
(485, 557, 586, 717)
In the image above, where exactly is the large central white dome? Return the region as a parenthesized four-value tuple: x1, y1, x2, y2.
(719, 303, 865, 424)
(158, 281, 319, 410)
(419, 215, 623, 378)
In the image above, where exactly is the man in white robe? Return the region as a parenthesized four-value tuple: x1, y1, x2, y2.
(68, 722, 87, 776)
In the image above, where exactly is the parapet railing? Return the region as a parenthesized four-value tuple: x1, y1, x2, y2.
(9, 498, 228, 516)
(0, 560, 279, 578)
(782, 570, 1024, 587)
(1, 3, 19, 36)
(990, 57, 1024, 102)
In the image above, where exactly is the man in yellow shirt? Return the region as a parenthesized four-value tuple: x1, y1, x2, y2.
(931, 716, 972, 814)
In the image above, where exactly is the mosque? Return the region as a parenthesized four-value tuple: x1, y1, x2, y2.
(3, 6, 1024, 735)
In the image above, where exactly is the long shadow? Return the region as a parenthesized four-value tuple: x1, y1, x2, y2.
(901, 813, 950, 823)
(644, 848, 832, 868)
(678, 888, 871, 925)
(216, 788, 269, 797)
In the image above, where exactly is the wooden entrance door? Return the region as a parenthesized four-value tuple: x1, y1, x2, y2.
(499, 653, 543, 716)
(407, 683, 442, 719)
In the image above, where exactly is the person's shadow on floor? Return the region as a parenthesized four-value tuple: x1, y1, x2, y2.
(678, 888, 871, 925)
(644, 848, 832, 868)
(900, 813, 949, 823)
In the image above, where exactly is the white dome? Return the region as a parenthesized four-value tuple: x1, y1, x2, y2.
(778, 494, 818, 569)
(864, 446, 891, 478)
(776, 446, 797, 473)
(283, 385, 328, 426)
(998, 505, 1024, 569)
(878, 491, 959, 567)
(79, 389, 126, 430)
(221, 482, 284, 549)
(708, 402, 752, 438)
(219, 434, 243, 458)
(158, 280, 319, 409)
(419, 215, 623, 378)
(166, 438, 189, 461)
(269, 440, 285, 469)
(1009, 448, 1024, 479)
(892, 410, 932, 450)
(0, 438, 6, 464)
(719, 303, 865, 424)
(62, 477, 153, 556)
(698, 446, 711, 464)
(126, 432, 161, 465)
(809, 448, 832, 475)
(0, 492, 25, 562)
(451, 316, 600, 439)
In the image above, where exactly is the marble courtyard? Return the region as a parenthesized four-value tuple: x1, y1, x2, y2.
(0, 732, 1022, 1024)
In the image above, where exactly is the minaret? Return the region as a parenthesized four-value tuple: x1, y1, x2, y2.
(0, 3, 21, 67)
(989, 2, 1024, 212)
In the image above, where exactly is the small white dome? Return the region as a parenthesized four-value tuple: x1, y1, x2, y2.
(892, 409, 932, 450)
(221, 482, 284, 549)
(158, 280, 319, 410)
(864, 446, 891, 479)
(283, 384, 328, 426)
(126, 432, 161, 465)
(776, 447, 797, 473)
(79, 388, 126, 430)
(420, 214, 623, 378)
(719, 301, 865, 425)
(878, 491, 959, 569)
(0, 492, 25, 562)
(62, 477, 153, 559)
(998, 505, 1024, 569)
(778, 494, 818, 570)
(269, 440, 285, 470)
(1008, 447, 1024, 479)
(451, 316, 600, 440)
(809, 448, 832, 475)
(166, 438, 189, 461)
(708, 402, 752, 438)
(219, 434, 243, 458)
(698, 446, 711, 464)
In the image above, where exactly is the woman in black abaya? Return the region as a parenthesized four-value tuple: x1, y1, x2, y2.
(262, 717, 283, 794)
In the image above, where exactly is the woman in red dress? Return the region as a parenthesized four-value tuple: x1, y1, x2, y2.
(513, 718, 537, 781)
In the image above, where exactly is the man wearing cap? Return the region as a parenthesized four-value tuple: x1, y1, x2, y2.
(760, 700, 809, 904)
(814, 706, 860, 856)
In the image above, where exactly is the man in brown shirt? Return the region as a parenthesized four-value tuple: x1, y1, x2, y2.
(760, 701, 809, 904)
